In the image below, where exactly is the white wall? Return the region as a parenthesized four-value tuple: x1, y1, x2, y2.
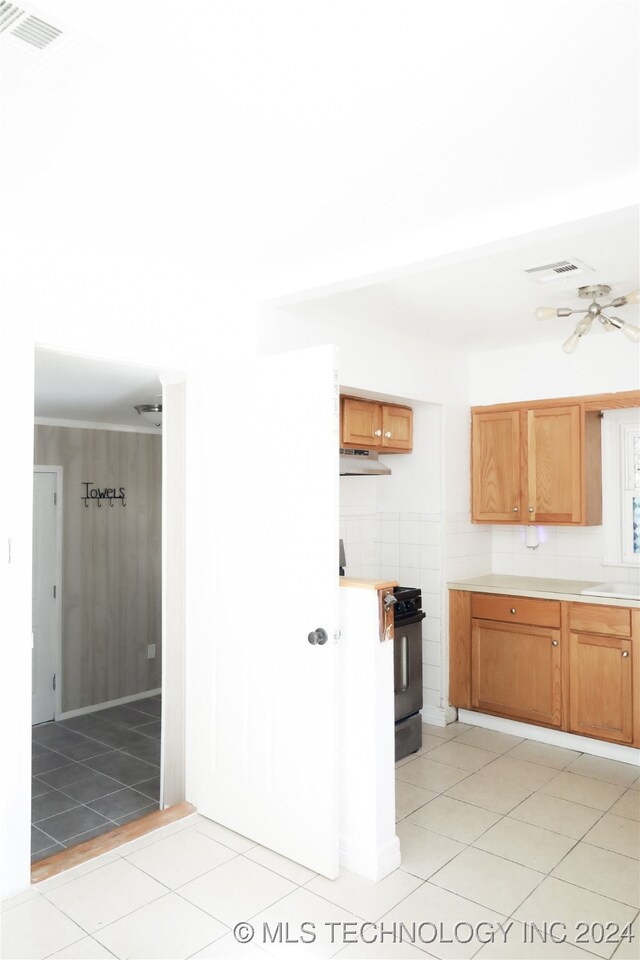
(469, 335, 640, 405)
(0, 333, 34, 899)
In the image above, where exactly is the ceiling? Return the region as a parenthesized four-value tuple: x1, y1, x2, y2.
(2, 2, 638, 387)
(34, 351, 163, 428)
(282, 209, 640, 351)
(1, 1, 637, 283)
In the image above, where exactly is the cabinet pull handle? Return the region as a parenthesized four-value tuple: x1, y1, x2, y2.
(552, 639, 559, 646)
(374, 429, 382, 437)
(622, 650, 629, 658)
(510, 608, 516, 614)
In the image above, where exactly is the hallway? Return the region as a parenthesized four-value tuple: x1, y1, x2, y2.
(31, 696, 161, 863)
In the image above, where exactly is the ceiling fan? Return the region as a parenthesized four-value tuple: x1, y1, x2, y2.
(535, 285, 640, 353)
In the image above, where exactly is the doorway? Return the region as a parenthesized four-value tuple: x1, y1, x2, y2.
(30, 349, 177, 864)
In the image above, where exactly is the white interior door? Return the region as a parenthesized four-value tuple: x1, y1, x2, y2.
(192, 344, 340, 878)
(32, 470, 59, 725)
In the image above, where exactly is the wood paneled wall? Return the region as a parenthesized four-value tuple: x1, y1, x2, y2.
(34, 426, 162, 712)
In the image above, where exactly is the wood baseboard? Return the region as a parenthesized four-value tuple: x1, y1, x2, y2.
(31, 801, 196, 884)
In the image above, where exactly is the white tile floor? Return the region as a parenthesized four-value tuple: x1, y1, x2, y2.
(1, 721, 639, 960)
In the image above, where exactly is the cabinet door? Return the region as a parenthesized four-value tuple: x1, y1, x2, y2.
(341, 398, 382, 448)
(471, 619, 562, 726)
(471, 411, 521, 522)
(527, 405, 581, 523)
(569, 632, 633, 743)
(381, 405, 412, 451)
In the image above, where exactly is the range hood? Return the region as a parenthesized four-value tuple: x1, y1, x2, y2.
(340, 448, 391, 476)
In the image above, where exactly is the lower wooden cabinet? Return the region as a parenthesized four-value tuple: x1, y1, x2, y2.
(567, 602, 634, 744)
(569, 631, 633, 743)
(471, 619, 562, 727)
(449, 590, 639, 747)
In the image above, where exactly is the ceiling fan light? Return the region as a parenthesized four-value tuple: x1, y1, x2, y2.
(562, 316, 592, 354)
(620, 321, 640, 343)
(535, 306, 559, 321)
(575, 314, 592, 335)
(562, 332, 581, 354)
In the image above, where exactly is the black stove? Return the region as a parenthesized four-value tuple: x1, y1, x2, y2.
(393, 585, 425, 762)
(393, 585, 422, 621)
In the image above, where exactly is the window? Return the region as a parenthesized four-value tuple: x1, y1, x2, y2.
(602, 408, 640, 567)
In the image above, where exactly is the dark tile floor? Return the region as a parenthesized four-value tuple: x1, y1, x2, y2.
(31, 695, 161, 863)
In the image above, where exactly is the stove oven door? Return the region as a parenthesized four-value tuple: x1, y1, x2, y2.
(394, 612, 425, 721)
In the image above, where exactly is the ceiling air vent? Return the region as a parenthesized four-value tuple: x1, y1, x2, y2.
(0, 2, 24, 32)
(0, 2, 62, 50)
(523, 258, 594, 285)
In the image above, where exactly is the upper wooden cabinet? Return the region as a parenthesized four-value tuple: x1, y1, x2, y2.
(341, 397, 412, 453)
(472, 410, 521, 522)
(471, 398, 602, 525)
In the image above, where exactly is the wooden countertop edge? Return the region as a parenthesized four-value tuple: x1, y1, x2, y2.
(340, 577, 399, 591)
(31, 801, 196, 884)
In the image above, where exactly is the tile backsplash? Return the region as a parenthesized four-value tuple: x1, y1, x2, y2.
(492, 524, 640, 586)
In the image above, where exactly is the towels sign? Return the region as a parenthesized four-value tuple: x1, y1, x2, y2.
(82, 482, 126, 507)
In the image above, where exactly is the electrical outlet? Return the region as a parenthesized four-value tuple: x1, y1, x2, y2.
(147, 644, 156, 659)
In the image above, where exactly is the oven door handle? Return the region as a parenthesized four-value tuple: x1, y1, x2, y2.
(398, 632, 409, 694)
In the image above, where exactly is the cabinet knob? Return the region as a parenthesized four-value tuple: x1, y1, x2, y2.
(622, 650, 629, 658)
(512, 506, 519, 512)
(552, 639, 559, 647)
(384, 431, 392, 438)
(510, 608, 516, 614)
(374, 429, 382, 437)
(528, 506, 534, 513)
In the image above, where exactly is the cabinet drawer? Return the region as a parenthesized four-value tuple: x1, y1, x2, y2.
(471, 594, 560, 628)
(569, 604, 632, 637)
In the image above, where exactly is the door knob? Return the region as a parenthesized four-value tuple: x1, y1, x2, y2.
(308, 628, 328, 646)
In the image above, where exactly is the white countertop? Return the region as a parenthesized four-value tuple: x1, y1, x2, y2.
(448, 574, 640, 608)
